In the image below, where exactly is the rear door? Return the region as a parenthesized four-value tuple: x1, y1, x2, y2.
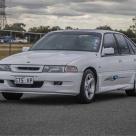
(99, 33, 134, 92)
(114, 34, 135, 86)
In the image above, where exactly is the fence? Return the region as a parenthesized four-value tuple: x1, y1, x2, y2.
(0, 30, 45, 59)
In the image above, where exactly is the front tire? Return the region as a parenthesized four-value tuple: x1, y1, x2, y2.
(79, 69, 96, 104)
(2, 92, 23, 100)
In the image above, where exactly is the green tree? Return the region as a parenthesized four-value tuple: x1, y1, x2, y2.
(28, 26, 49, 43)
(117, 29, 135, 38)
(4, 23, 26, 32)
(96, 25, 112, 30)
(130, 16, 136, 37)
(50, 26, 61, 31)
(65, 26, 73, 30)
(28, 26, 51, 33)
(29, 26, 61, 33)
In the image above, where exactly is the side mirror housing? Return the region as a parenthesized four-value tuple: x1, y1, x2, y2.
(22, 47, 30, 52)
(102, 48, 114, 56)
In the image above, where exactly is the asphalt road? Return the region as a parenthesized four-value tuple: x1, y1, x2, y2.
(0, 91, 136, 136)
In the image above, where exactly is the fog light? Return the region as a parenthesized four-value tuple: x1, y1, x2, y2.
(0, 80, 4, 83)
(54, 81, 63, 85)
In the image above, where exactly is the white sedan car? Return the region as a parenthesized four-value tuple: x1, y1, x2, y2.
(0, 30, 136, 103)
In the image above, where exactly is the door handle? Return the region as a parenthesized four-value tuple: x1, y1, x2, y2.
(118, 60, 122, 63)
(134, 59, 136, 62)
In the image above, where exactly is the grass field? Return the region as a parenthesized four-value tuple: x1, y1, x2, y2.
(0, 44, 32, 59)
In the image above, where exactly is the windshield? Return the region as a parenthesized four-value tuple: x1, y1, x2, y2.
(31, 32, 102, 52)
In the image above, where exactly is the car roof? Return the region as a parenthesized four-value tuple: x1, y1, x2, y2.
(52, 29, 122, 35)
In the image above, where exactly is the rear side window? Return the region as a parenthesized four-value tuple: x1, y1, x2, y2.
(103, 33, 118, 55)
(126, 38, 136, 54)
(114, 34, 130, 55)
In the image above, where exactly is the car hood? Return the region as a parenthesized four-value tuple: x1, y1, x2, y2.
(0, 51, 97, 65)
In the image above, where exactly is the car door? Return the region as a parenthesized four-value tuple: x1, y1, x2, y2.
(124, 36, 136, 62)
(114, 34, 136, 85)
(98, 33, 132, 92)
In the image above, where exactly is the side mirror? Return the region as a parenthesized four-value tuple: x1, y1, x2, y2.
(22, 47, 30, 52)
(102, 47, 115, 56)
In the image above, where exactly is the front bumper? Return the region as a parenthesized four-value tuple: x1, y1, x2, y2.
(0, 72, 83, 95)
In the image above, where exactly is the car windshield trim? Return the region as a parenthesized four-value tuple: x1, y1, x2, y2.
(31, 32, 102, 52)
(30, 49, 99, 52)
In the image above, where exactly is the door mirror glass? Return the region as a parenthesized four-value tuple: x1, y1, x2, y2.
(22, 47, 30, 52)
(102, 48, 115, 56)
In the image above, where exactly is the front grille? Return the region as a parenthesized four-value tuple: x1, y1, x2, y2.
(17, 67, 40, 71)
(10, 81, 44, 88)
(11, 65, 43, 73)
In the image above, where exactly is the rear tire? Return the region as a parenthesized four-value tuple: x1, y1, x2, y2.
(79, 69, 96, 104)
(2, 92, 23, 100)
(125, 82, 136, 96)
(125, 89, 136, 96)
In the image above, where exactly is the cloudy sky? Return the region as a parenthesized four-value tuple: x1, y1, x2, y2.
(6, 0, 136, 30)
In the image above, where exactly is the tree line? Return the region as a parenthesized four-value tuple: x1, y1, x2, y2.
(0, 17, 136, 43)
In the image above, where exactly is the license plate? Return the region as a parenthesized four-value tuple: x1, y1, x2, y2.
(15, 77, 34, 85)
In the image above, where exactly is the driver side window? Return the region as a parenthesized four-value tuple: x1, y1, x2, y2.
(103, 33, 118, 55)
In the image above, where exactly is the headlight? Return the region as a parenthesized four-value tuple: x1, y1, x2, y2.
(0, 65, 11, 71)
(43, 65, 78, 73)
(43, 65, 65, 73)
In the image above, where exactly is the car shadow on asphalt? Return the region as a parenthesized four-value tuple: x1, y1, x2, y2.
(0, 91, 130, 105)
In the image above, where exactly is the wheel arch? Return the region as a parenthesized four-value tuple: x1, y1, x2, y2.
(83, 67, 98, 83)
